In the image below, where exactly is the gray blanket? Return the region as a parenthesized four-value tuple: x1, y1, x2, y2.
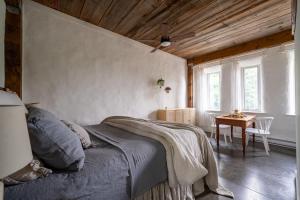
(85, 123, 168, 197)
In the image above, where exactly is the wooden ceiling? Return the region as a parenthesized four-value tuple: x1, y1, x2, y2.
(32, 0, 292, 59)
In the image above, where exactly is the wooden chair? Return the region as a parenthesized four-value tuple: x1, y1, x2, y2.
(246, 117, 274, 156)
(207, 112, 232, 144)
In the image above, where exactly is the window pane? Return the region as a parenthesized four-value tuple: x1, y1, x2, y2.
(208, 72, 220, 110)
(243, 67, 258, 111)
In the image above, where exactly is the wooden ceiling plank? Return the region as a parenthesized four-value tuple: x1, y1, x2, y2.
(127, 0, 201, 39)
(170, 7, 291, 55)
(112, 0, 145, 33)
(124, 3, 169, 36)
(125, 0, 178, 38)
(176, 8, 291, 52)
(135, 0, 218, 39)
(178, 12, 291, 56)
(139, 0, 269, 46)
(166, 0, 248, 37)
(78, 0, 112, 26)
(167, 1, 291, 54)
(154, 0, 254, 39)
(116, 0, 174, 36)
(169, 0, 287, 46)
(32, 0, 58, 9)
(98, 0, 141, 31)
(33, 0, 293, 59)
(58, 0, 83, 18)
(177, 16, 291, 57)
(188, 29, 294, 65)
(180, 23, 291, 58)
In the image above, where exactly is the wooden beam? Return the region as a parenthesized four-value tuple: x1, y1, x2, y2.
(5, 0, 22, 97)
(187, 64, 193, 108)
(188, 29, 294, 65)
(292, 0, 297, 34)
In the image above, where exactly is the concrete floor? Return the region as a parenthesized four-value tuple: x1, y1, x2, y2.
(197, 137, 296, 200)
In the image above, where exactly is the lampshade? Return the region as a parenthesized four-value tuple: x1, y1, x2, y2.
(0, 105, 33, 178)
(0, 90, 28, 112)
(0, 90, 24, 105)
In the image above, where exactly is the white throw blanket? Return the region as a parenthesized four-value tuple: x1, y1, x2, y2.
(103, 116, 233, 198)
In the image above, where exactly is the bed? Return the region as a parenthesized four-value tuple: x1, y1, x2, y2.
(4, 117, 232, 200)
(5, 123, 167, 200)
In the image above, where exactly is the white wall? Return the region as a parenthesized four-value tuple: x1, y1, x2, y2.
(295, 0, 300, 198)
(22, 0, 187, 125)
(195, 45, 296, 146)
(0, 0, 5, 87)
(261, 46, 295, 144)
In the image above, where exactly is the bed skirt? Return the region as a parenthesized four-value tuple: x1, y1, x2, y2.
(135, 180, 205, 200)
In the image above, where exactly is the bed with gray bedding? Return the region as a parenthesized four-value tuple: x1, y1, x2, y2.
(4, 123, 168, 200)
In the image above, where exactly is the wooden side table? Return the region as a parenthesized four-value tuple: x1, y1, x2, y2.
(216, 115, 256, 156)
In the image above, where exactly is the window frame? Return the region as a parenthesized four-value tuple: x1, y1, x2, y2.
(206, 70, 221, 111)
(240, 64, 262, 112)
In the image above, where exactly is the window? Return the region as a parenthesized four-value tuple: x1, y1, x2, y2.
(241, 65, 261, 112)
(207, 70, 221, 111)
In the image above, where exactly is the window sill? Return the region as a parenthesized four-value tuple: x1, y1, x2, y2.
(285, 113, 296, 116)
(242, 111, 266, 114)
(206, 110, 221, 112)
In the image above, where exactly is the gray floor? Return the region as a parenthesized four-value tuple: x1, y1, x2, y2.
(197, 136, 296, 200)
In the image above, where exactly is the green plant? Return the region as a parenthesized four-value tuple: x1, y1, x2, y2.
(157, 78, 165, 88)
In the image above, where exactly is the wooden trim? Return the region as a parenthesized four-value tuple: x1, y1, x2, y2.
(292, 0, 297, 35)
(188, 29, 294, 65)
(187, 63, 193, 108)
(4, 0, 22, 97)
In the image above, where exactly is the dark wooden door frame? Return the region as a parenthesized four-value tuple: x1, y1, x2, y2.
(4, 0, 22, 97)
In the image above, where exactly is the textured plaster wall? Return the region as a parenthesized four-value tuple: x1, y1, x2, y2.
(260, 46, 295, 143)
(22, 0, 187, 125)
(296, 0, 300, 198)
(0, 0, 5, 87)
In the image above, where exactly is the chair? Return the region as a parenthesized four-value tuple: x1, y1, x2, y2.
(207, 112, 232, 144)
(246, 117, 274, 156)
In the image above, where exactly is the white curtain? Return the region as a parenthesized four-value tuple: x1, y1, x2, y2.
(194, 65, 208, 128)
(230, 60, 241, 111)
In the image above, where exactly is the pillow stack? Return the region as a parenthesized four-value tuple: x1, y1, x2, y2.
(27, 107, 85, 171)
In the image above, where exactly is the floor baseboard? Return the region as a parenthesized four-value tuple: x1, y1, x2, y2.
(205, 131, 296, 151)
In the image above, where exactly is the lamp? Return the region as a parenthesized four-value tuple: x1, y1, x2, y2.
(0, 92, 33, 200)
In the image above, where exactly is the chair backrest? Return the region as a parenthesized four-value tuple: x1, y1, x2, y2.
(255, 117, 274, 134)
(207, 112, 217, 126)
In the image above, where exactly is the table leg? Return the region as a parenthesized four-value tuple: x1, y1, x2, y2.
(252, 122, 256, 145)
(231, 125, 233, 139)
(216, 122, 220, 149)
(242, 128, 246, 156)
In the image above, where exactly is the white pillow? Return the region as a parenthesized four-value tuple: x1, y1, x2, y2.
(62, 120, 92, 149)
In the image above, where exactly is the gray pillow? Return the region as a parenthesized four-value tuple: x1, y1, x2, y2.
(27, 107, 85, 171)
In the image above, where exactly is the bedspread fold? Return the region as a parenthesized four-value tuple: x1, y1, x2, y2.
(103, 116, 233, 198)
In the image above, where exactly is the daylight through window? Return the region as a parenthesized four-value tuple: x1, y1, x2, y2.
(207, 71, 221, 111)
(241, 65, 261, 112)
